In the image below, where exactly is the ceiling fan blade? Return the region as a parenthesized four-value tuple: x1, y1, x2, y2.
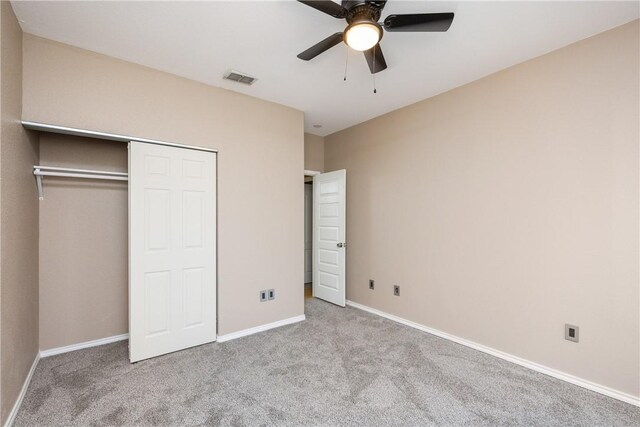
(363, 44, 387, 74)
(297, 32, 344, 61)
(383, 12, 454, 32)
(298, 1, 347, 19)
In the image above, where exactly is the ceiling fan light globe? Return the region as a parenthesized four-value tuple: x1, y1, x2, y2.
(344, 22, 381, 51)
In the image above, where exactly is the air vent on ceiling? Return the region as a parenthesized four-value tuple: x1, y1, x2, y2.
(223, 70, 257, 86)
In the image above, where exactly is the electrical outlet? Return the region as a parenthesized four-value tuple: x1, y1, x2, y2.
(565, 324, 579, 342)
(260, 290, 268, 302)
(369, 279, 375, 290)
(268, 289, 275, 300)
(393, 285, 400, 296)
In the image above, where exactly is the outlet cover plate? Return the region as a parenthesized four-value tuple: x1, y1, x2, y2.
(369, 280, 375, 290)
(565, 324, 579, 342)
(394, 285, 400, 296)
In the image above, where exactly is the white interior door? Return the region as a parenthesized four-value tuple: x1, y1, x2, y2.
(313, 170, 346, 307)
(129, 141, 216, 362)
(304, 183, 313, 283)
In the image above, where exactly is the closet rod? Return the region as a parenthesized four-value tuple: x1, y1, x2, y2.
(35, 165, 128, 176)
(33, 165, 128, 201)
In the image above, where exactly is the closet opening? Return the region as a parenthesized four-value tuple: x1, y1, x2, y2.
(37, 133, 129, 354)
(28, 121, 218, 363)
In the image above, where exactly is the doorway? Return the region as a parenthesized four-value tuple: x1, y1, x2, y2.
(304, 171, 319, 299)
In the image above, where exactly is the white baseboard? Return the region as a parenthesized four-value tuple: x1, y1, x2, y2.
(4, 352, 40, 427)
(39, 333, 129, 358)
(346, 300, 640, 407)
(217, 314, 306, 343)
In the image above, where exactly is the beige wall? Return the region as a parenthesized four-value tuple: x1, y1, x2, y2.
(304, 133, 324, 172)
(39, 134, 127, 350)
(22, 34, 304, 340)
(325, 20, 639, 398)
(0, 2, 39, 424)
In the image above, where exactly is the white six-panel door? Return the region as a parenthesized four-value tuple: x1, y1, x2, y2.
(313, 170, 346, 307)
(129, 142, 216, 362)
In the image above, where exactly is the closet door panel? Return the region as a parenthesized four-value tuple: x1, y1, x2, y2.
(129, 142, 216, 362)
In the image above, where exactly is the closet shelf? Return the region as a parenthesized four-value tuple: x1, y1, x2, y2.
(33, 165, 128, 201)
(22, 121, 217, 153)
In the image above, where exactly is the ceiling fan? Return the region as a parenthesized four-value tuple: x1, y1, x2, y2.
(296, 1, 454, 74)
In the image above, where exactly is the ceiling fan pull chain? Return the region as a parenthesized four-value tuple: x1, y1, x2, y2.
(373, 45, 377, 94)
(344, 45, 349, 81)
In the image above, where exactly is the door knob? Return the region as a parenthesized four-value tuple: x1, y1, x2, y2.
(337, 242, 346, 248)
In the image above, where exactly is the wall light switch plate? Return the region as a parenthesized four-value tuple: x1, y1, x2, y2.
(565, 324, 579, 342)
(260, 290, 268, 302)
(369, 280, 375, 290)
(268, 289, 275, 300)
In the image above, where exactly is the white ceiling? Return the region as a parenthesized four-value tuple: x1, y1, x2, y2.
(12, 1, 639, 136)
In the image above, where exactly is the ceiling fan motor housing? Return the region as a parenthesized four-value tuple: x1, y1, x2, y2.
(346, 3, 382, 24)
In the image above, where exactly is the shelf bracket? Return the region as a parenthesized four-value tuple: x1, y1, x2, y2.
(34, 167, 44, 201)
